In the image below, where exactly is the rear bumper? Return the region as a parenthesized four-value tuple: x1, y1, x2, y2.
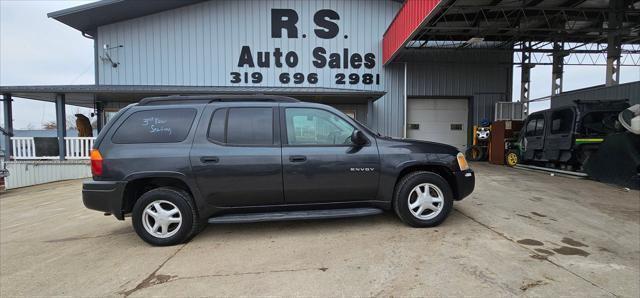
(82, 180, 126, 220)
(454, 170, 475, 200)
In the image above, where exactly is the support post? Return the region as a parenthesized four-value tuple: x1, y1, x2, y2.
(96, 101, 104, 133)
(55, 94, 66, 161)
(551, 42, 565, 96)
(606, 0, 623, 86)
(2, 94, 13, 161)
(520, 42, 534, 115)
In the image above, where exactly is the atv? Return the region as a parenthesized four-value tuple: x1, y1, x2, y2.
(505, 100, 630, 171)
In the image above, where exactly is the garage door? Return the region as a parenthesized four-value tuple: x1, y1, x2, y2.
(407, 98, 468, 151)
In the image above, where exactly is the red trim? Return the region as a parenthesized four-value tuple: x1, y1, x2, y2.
(383, 0, 442, 64)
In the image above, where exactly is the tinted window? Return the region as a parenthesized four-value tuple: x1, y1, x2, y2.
(535, 117, 545, 136)
(286, 108, 355, 145)
(525, 118, 537, 137)
(112, 109, 196, 144)
(525, 115, 545, 137)
(551, 109, 573, 134)
(207, 108, 227, 143)
(226, 108, 273, 145)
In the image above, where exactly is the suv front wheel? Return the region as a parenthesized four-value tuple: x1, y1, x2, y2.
(132, 187, 200, 246)
(394, 171, 454, 227)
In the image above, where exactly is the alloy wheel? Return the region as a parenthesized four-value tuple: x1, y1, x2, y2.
(142, 200, 182, 238)
(407, 183, 444, 220)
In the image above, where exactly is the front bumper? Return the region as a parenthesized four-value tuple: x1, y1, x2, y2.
(454, 170, 475, 200)
(82, 180, 127, 220)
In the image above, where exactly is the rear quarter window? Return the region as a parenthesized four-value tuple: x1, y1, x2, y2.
(111, 109, 197, 144)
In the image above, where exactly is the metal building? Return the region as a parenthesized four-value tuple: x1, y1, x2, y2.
(2, 0, 639, 161)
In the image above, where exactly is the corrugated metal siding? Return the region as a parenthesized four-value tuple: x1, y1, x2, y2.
(97, 0, 402, 91)
(403, 50, 513, 98)
(473, 93, 507, 125)
(369, 63, 405, 137)
(4, 161, 91, 189)
(550, 81, 640, 108)
(402, 50, 512, 126)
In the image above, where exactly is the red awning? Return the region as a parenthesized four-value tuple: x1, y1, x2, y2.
(382, 0, 442, 65)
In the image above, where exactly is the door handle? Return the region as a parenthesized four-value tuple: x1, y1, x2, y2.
(289, 155, 307, 162)
(200, 156, 219, 163)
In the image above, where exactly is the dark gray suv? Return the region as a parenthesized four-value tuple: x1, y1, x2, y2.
(83, 95, 474, 246)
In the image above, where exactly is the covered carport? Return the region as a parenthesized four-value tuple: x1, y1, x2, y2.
(383, 0, 640, 115)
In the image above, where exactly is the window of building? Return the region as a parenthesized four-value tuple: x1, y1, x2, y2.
(112, 109, 196, 144)
(285, 108, 355, 145)
(225, 108, 273, 145)
(551, 109, 574, 134)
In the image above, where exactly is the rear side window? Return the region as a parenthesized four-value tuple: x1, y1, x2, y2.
(207, 108, 227, 143)
(551, 109, 573, 134)
(112, 109, 196, 144)
(227, 108, 273, 145)
(207, 107, 274, 145)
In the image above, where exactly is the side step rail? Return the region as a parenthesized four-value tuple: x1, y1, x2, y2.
(514, 164, 588, 177)
(208, 208, 383, 224)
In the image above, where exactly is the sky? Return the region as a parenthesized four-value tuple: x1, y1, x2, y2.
(1, 0, 639, 130)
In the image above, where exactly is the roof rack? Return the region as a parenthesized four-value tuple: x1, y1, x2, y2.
(138, 94, 300, 106)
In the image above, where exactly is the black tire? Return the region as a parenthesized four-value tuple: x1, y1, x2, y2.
(393, 171, 454, 228)
(466, 145, 485, 161)
(132, 187, 201, 246)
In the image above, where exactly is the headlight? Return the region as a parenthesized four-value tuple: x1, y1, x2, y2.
(456, 152, 469, 171)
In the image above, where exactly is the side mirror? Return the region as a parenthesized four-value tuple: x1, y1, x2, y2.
(350, 130, 368, 146)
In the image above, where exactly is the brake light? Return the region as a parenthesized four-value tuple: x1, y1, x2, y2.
(90, 149, 103, 176)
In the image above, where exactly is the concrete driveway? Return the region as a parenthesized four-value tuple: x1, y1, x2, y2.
(1, 163, 639, 297)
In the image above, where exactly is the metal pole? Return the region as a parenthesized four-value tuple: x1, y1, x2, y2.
(606, 0, 623, 86)
(55, 94, 66, 161)
(551, 42, 565, 96)
(96, 101, 104, 133)
(520, 42, 533, 115)
(2, 94, 13, 161)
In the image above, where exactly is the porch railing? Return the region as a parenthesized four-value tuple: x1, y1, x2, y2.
(10, 137, 96, 160)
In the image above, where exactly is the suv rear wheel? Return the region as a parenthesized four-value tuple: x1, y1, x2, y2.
(393, 171, 453, 227)
(132, 187, 200, 246)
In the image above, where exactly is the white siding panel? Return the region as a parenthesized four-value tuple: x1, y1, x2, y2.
(5, 161, 91, 190)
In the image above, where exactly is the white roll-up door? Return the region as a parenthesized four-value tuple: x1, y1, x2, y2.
(406, 98, 469, 151)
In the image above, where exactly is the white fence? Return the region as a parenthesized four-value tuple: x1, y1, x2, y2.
(10, 137, 96, 160)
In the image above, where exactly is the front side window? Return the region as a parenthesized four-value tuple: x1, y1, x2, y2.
(286, 108, 355, 145)
(112, 109, 196, 144)
(525, 118, 537, 137)
(535, 117, 545, 136)
(226, 108, 274, 145)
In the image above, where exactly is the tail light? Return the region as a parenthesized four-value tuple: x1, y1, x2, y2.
(90, 149, 103, 176)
